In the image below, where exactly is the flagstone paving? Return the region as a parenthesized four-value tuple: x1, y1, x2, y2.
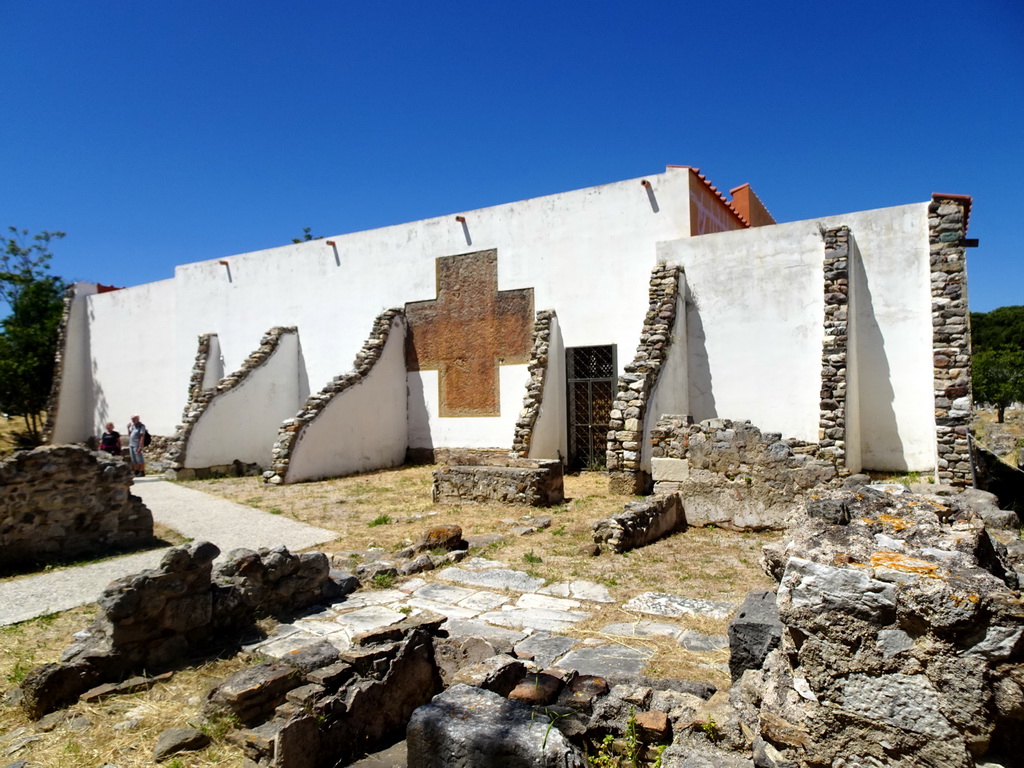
(246, 557, 735, 680)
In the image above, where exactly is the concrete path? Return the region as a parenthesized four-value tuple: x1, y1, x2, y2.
(0, 478, 339, 627)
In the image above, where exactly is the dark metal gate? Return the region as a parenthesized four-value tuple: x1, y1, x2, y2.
(566, 345, 616, 470)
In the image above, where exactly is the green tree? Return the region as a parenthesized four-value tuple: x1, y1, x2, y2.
(0, 228, 66, 445)
(972, 348, 1024, 424)
(291, 227, 322, 243)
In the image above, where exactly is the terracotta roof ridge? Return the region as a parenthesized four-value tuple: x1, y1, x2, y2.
(666, 165, 749, 227)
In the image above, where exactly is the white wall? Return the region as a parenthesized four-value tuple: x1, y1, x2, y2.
(641, 286, 689, 470)
(58, 280, 179, 439)
(287, 317, 408, 482)
(408, 365, 529, 450)
(528, 315, 567, 461)
(830, 204, 933, 471)
(658, 202, 935, 471)
(185, 331, 305, 468)
(50, 282, 98, 444)
(91, 168, 692, 454)
(660, 222, 825, 442)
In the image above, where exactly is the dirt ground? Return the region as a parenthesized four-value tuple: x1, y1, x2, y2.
(0, 466, 781, 767)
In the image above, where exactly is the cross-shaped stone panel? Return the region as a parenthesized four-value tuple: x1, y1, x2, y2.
(405, 250, 534, 417)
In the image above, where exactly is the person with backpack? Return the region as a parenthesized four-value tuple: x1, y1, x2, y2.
(99, 422, 122, 456)
(127, 414, 149, 477)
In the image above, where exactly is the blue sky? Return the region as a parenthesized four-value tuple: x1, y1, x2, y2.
(2, 1, 1021, 311)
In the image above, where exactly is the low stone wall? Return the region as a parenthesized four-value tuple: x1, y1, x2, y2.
(432, 459, 564, 506)
(0, 444, 152, 571)
(592, 493, 685, 553)
(19, 541, 356, 718)
(648, 416, 842, 530)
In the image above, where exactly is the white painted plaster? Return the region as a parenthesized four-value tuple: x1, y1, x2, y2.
(408, 365, 529, 450)
(53, 280, 179, 439)
(661, 223, 825, 443)
(49, 282, 98, 444)
(658, 203, 935, 472)
(286, 317, 408, 482)
(641, 286, 689, 471)
(528, 315, 567, 461)
(185, 331, 306, 469)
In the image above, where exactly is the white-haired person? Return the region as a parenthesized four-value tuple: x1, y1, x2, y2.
(126, 414, 148, 477)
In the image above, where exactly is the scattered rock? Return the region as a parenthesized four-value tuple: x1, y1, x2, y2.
(152, 727, 210, 761)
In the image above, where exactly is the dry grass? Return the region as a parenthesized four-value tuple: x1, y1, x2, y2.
(0, 465, 781, 766)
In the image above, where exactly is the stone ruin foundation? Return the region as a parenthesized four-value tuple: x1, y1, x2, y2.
(0, 444, 153, 572)
(432, 457, 564, 506)
(11, 481, 1024, 767)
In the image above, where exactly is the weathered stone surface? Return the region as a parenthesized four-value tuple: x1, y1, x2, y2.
(593, 493, 686, 553)
(204, 662, 305, 725)
(152, 727, 210, 761)
(449, 654, 526, 697)
(514, 632, 577, 668)
(625, 593, 736, 621)
(554, 644, 653, 680)
(406, 684, 586, 768)
(728, 590, 782, 681)
(437, 566, 545, 592)
(508, 672, 564, 705)
(433, 459, 564, 507)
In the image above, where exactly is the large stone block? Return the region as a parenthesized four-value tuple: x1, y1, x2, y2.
(728, 590, 782, 682)
(407, 684, 586, 768)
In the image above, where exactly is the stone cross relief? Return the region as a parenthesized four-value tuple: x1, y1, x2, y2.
(405, 250, 534, 417)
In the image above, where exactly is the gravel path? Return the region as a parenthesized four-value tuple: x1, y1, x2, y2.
(0, 477, 339, 627)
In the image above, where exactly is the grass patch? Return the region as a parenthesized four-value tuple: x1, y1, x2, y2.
(368, 514, 392, 527)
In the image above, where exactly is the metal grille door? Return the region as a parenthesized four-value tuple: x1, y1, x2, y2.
(566, 345, 616, 470)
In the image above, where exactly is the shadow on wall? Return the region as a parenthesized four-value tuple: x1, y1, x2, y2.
(851, 238, 905, 471)
(685, 295, 716, 422)
(406, 373, 434, 457)
(86, 301, 110, 440)
(296, 337, 311, 404)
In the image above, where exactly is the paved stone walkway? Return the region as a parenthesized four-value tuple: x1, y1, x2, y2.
(0, 478, 338, 626)
(247, 556, 734, 679)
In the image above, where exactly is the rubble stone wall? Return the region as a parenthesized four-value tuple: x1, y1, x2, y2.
(650, 416, 840, 493)
(18, 541, 352, 718)
(432, 459, 564, 506)
(0, 445, 152, 571)
(930, 195, 974, 487)
(607, 263, 682, 494)
(819, 226, 850, 471)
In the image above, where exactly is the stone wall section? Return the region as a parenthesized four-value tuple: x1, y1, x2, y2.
(266, 308, 404, 484)
(433, 459, 564, 506)
(0, 444, 153, 571)
(510, 309, 556, 459)
(165, 327, 295, 475)
(18, 541, 354, 718)
(592, 493, 685, 553)
(819, 226, 850, 470)
(930, 195, 973, 486)
(606, 263, 681, 494)
(41, 285, 77, 444)
(650, 416, 841, 494)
